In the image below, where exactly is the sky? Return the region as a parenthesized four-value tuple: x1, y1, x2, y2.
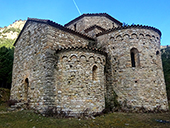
(0, 0, 169, 45)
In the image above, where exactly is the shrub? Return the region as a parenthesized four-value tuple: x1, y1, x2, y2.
(0, 88, 10, 104)
(7, 100, 18, 107)
(44, 107, 70, 118)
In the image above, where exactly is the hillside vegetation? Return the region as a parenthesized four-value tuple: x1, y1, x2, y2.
(0, 20, 25, 88)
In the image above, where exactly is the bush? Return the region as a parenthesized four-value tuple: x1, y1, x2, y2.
(2, 27, 21, 33)
(7, 100, 18, 107)
(44, 107, 70, 118)
(0, 88, 10, 104)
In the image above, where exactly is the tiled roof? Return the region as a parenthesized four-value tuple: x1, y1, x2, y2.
(96, 24, 162, 37)
(64, 13, 122, 27)
(84, 25, 106, 33)
(14, 18, 95, 46)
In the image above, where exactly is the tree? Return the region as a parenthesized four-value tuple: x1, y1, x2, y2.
(161, 47, 170, 100)
(0, 46, 14, 89)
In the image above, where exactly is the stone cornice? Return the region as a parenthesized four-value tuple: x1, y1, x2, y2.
(56, 45, 107, 56)
(96, 24, 162, 37)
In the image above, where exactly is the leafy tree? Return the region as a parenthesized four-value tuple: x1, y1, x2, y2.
(0, 38, 15, 48)
(0, 46, 14, 89)
(161, 46, 170, 100)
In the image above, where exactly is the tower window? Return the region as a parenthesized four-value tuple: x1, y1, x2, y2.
(130, 48, 140, 67)
(25, 78, 29, 84)
(74, 24, 77, 31)
(92, 65, 98, 81)
(131, 52, 135, 67)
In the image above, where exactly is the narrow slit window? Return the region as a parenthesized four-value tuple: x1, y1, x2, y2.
(25, 78, 29, 84)
(131, 52, 135, 67)
(92, 65, 98, 81)
(74, 24, 77, 31)
(24, 78, 29, 101)
(130, 48, 140, 67)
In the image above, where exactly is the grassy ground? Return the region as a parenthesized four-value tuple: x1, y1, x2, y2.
(0, 104, 170, 128)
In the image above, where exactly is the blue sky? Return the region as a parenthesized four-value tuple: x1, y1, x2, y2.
(0, 0, 169, 45)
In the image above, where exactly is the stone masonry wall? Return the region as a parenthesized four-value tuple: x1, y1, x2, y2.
(97, 27, 169, 111)
(10, 21, 49, 112)
(46, 25, 93, 50)
(55, 50, 106, 114)
(86, 27, 103, 38)
(66, 16, 120, 35)
(11, 21, 97, 113)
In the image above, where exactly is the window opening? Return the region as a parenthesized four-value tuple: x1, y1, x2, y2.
(25, 78, 29, 84)
(74, 24, 77, 31)
(24, 78, 29, 101)
(156, 51, 159, 55)
(112, 23, 115, 28)
(130, 48, 140, 67)
(92, 65, 98, 81)
(131, 52, 135, 67)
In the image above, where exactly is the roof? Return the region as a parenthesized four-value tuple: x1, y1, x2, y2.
(64, 13, 122, 27)
(56, 45, 107, 56)
(14, 18, 95, 46)
(84, 25, 106, 33)
(96, 24, 162, 37)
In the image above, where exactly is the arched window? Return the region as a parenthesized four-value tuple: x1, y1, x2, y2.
(131, 52, 135, 67)
(25, 78, 29, 84)
(92, 65, 98, 81)
(23, 78, 29, 101)
(156, 50, 159, 55)
(130, 48, 140, 67)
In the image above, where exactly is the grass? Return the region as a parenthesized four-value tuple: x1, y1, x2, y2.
(0, 104, 170, 128)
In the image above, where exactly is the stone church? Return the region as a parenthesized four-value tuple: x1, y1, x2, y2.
(10, 13, 169, 114)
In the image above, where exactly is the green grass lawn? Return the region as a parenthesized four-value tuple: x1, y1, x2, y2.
(0, 104, 170, 128)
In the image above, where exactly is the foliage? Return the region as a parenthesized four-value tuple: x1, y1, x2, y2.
(6, 100, 18, 107)
(0, 38, 15, 48)
(2, 27, 21, 34)
(0, 88, 10, 104)
(161, 46, 170, 100)
(122, 22, 128, 27)
(0, 47, 14, 89)
(43, 107, 70, 118)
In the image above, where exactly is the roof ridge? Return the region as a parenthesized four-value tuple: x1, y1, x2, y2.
(46, 19, 95, 40)
(14, 18, 95, 46)
(64, 13, 122, 27)
(96, 24, 161, 37)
